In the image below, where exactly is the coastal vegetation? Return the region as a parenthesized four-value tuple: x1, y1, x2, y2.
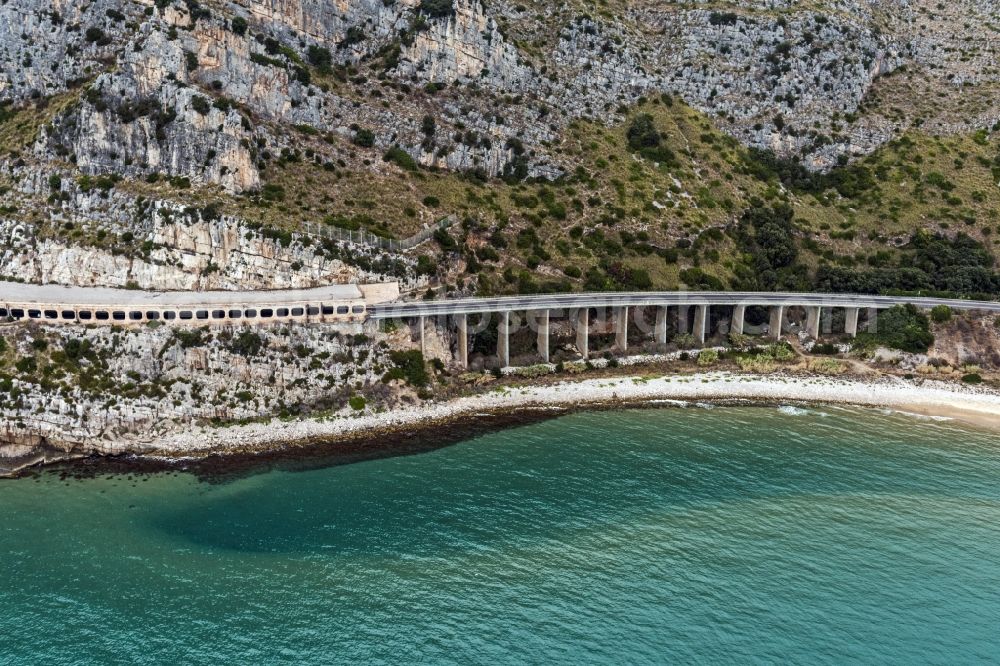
(853, 304, 934, 353)
(216, 98, 1000, 299)
(16, 93, 1000, 298)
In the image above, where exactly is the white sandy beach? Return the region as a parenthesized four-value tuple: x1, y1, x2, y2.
(148, 371, 1000, 456)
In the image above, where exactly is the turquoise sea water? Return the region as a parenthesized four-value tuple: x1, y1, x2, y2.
(2, 405, 1000, 664)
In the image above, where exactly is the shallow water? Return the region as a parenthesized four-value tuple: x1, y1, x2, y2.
(2, 405, 1000, 664)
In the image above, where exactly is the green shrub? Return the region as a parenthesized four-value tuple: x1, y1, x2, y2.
(323, 214, 361, 231)
(340, 27, 365, 48)
(77, 174, 120, 193)
(250, 52, 283, 68)
(625, 113, 677, 165)
(768, 343, 795, 362)
(858, 304, 934, 353)
(962, 373, 983, 384)
(673, 333, 697, 349)
(679, 267, 725, 290)
(383, 145, 418, 171)
(190, 95, 210, 115)
(261, 183, 285, 201)
(353, 128, 375, 147)
(930, 305, 952, 323)
(626, 114, 660, 151)
(418, 0, 454, 18)
(349, 395, 366, 411)
(230, 16, 248, 35)
(421, 114, 436, 136)
(516, 364, 553, 378)
(306, 45, 332, 73)
(433, 227, 456, 250)
(172, 328, 209, 349)
(230, 330, 264, 357)
(736, 355, 777, 373)
(15, 357, 36, 374)
(809, 358, 848, 375)
(384, 350, 429, 387)
(727, 332, 754, 351)
(697, 349, 719, 366)
(84, 27, 108, 44)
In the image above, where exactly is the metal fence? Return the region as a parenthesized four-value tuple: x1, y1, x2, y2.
(299, 216, 455, 252)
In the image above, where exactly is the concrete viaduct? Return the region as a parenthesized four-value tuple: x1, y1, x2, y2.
(0, 282, 398, 326)
(369, 292, 1000, 368)
(3, 282, 998, 367)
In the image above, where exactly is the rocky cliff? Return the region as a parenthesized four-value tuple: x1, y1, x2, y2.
(0, 1, 992, 293)
(2, 0, 1000, 468)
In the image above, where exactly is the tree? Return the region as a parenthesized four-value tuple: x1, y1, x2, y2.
(626, 114, 660, 150)
(230, 16, 248, 36)
(385, 350, 429, 387)
(864, 304, 934, 353)
(230, 331, 264, 357)
(626, 114, 677, 166)
(421, 114, 436, 137)
(418, 0, 454, 18)
(84, 27, 108, 44)
(340, 26, 365, 48)
(190, 95, 210, 115)
(306, 45, 332, 73)
(353, 128, 375, 147)
(733, 201, 798, 291)
(383, 145, 418, 171)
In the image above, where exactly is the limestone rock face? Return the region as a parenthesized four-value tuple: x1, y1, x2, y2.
(8, 0, 1000, 186)
(0, 199, 418, 290)
(238, 0, 410, 46)
(0, 319, 396, 470)
(395, 0, 530, 90)
(37, 26, 261, 193)
(0, 0, 138, 100)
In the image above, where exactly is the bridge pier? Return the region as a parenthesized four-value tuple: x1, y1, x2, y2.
(535, 309, 550, 363)
(456, 314, 468, 369)
(678, 305, 690, 336)
(575, 308, 589, 360)
(693, 304, 708, 344)
(731, 305, 745, 336)
(844, 307, 859, 338)
(769, 305, 784, 340)
(419, 315, 426, 356)
(614, 306, 628, 352)
(497, 311, 510, 368)
(654, 306, 668, 344)
(806, 306, 821, 339)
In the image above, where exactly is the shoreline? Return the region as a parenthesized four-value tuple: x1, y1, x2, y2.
(7, 370, 1000, 479)
(160, 370, 1000, 451)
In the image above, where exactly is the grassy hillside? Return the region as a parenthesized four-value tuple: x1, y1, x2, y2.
(6, 89, 1000, 298)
